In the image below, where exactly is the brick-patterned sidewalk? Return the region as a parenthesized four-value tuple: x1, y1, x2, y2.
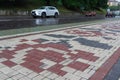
(0, 21, 120, 80)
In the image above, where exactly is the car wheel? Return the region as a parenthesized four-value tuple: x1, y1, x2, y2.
(41, 12, 46, 18)
(54, 13, 58, 18)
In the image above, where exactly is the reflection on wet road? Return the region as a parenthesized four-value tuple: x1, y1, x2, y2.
(0, 16, 104, 30)
(35, 18, 59, 25)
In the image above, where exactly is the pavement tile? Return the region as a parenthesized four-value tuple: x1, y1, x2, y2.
(2, 60, 17, 67)
(11, 73, 24, 80)
(17, 67, 33, 75)
(0, 20, 120, 80)
(40, 59, 57, 69)
(80, 78, 87, 80)
(7, 70, 19, 77)
(0, 63, 6, 69)
(48, 64, 66, 76)
(42, 78, 50, 80)
(21, 62, 44, 73)
(67, 61, 90, 71)
(47, 73, 59, 80)
(63, 73, 81, 80)
(32, 74, 44, 80)
(6, 78, 14, 80)
(27, 72, 38, 78)
(55, 76, 66, 80)
(0, 72, 9, 80)
(19, 76, 31, 80)
(59, 58, 73, 66)
(0, 58, 7, 63)
(0, 66, 14, 74)
(11, 65, 23, 71)
(61, 66, 76, 73)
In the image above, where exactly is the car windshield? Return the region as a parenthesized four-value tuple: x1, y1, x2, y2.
(39, 6, 46, 9)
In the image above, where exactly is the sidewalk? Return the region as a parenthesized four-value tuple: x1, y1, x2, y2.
(0, 20, 120, 80)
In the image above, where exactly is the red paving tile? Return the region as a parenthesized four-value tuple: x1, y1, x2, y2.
(32, 39, 41, 43)
(47, 43, 71, 52)
(14, 43, 31, 51)
(65, 29, 102, 36)
(48, 64, 67, 76)
(70, 50, 99, 62)
(1, 50, 16, 55)
(0, 53, 14, 59)
(24, 58, 43, 67)
(68, 61, 90, 71)
(2, 60, 17, 67)
(21, 61, 44, 73)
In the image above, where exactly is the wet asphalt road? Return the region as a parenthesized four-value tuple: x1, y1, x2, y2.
(0, 15, 104, 30)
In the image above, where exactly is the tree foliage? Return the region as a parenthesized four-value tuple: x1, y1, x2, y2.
(0, 0, 108, 11)
(61, 0, 108, 11)
(0, 0, 31, 7)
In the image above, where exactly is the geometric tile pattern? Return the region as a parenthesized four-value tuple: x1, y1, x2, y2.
(0, 21, 120, 80)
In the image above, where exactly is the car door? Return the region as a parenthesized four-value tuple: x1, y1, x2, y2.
(47, 7, 55, 16)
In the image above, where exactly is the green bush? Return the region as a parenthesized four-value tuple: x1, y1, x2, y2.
(96, 8, 107, 14)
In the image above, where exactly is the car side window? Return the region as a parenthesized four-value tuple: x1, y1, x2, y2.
(39, 6, 45, 9)
(48, 7, 55, 10)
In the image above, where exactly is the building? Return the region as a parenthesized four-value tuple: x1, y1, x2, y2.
(108, 0, 119, 6)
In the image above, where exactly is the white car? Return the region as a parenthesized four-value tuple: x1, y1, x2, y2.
(31, 6, 59, 18)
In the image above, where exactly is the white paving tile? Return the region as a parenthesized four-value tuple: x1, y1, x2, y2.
(59, 59, 73, 65)
(17, 67, 33, 75)
(6, 78, 14, 80)
(7, 70, 19, 77)
(63, 73, 81, 80)
(47, 73, 59, 80)
(27, 72, 38, 79)
(61, 66, 76, 73)
(32, 74, 44, 80)
(19, 76, 31, 80)
(40, 59, 57, 69)
(0, 66, 14, 74)
(0, 72, 9, 80)
(11, 65, 23, 71)
(39, 70, 52, 77)
(0, 63, 6, 69)
(11, 73, 24, 80)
